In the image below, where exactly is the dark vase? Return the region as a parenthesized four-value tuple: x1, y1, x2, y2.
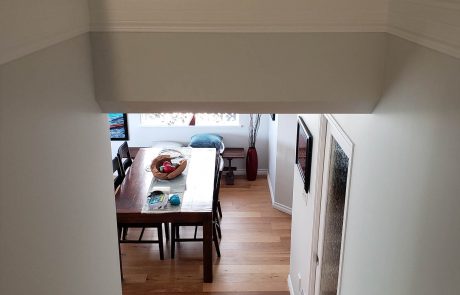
(246, 147, 258, 181)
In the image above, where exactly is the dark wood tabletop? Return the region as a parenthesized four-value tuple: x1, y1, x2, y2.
(115, 147, 216, 282)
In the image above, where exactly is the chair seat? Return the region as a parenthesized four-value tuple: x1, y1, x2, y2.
(170, 222, 220, 258)
(118, 223, 165, 260)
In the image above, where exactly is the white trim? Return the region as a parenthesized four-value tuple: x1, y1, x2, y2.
(313, 114, 354, 295)
(229, 168, 267, 176)
(287, 274, 295, 295)
(308, 114, 327, 295)
(324, 114, 354, 154)
(257, 169, 268, 176)
(388, 27, 460, 60)
(0, 26, 88, 66)
(332, 117, 354, 295)
(266, 174, 292, 215)
(266, 174, 275, 205)
(273, 201, 292, 215)
(90, 22, 386, 33)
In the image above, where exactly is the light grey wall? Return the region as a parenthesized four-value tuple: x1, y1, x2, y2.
(0, 35, 122, 295)
(289, 35, 460, 295)
(335, 35, 460, 295)
(268, 116, 279, 199)
(110, 114, 270, 171)
(0, 0, 89, 65)
(273, 114, 298, 209)
(91, 32, 387, 113)
(289, 114, 323, 294)
(268, 114, 298, 211)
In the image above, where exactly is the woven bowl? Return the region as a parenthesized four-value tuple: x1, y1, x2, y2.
(150, 155, 187, 180)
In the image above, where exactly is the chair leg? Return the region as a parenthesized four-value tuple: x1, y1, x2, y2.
(157, 225, 164, 260)
(171, 224, 176, 259)
(217, 201, 223, 219)
(164, 223, 170, 241)
(212, 223, 221, 257)
(175, 226, 180, 239)
(139, 227, 145, 241)
(122, 227, 128, 240)
(214, 215, 222, 240)
(117, 226, 123, 240)
(117, 226, 124, 281)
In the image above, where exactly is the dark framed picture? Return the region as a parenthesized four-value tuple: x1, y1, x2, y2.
(295, 116, 313, 193)
(108, 113, 129, 141)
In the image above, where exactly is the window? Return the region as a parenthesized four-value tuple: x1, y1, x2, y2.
(140, 113, 239, 127)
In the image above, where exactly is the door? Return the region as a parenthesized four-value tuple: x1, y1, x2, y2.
(313, 116, 353, 295)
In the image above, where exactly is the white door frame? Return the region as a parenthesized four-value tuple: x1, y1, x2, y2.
(309, 114, 354, 295)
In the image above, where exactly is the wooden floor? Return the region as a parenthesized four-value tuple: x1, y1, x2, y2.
(120, 176, 292, 295)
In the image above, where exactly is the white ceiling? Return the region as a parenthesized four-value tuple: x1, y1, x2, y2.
(0, 0, 459, 65)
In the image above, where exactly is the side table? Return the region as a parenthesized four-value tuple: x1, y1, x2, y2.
(222, 148, 245, 185)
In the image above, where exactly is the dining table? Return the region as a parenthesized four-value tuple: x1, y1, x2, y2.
(115, 147, 216, 282)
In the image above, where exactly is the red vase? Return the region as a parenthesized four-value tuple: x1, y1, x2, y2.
(246, 147, 258, 181)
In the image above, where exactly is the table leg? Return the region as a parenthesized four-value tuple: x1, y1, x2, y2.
(203, 214, 213, 283)
(117, 226, 124, 282)
(225, 158, 235, 185)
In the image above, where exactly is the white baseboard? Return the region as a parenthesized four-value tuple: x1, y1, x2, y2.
(257, 169, 268, 175)
(273, 201, 292, 215)
(288, 274, 295, 295)
(266, 173, 275, 204)
(231, 168, 268, 176)
(266, 174, 292, 215)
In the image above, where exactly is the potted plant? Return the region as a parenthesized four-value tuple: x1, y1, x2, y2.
(246, 114, 261, 181)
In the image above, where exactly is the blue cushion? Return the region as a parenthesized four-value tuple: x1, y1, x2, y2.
(190, 133, 224, 151)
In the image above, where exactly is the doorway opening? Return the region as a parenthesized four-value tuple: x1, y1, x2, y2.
(311, 115, 353, 295)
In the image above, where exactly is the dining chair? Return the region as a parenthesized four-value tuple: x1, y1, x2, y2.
(113, 154, 131, 240)
(216, 155, 224, 221)
(118, 223, 165, 260)
(117, 141, 133, 176)
(170, 154, 222, 258)
(197, 155, 223, 240)
(114, 152, 166, 260)
(113, 157, 125, 280)
(112, 157, 124, 191)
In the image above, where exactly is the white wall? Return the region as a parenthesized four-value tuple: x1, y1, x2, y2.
(0, 35, 121, 295)
(0, 0, 89, 65)
(110, 114, 270, 172)
(289, 114, 323, 295)
(289, 35, 460, 295)
(91, 32, 387, 113)
(267, 114, 298, 212)
(268, 116, 279, 200)
(335, 35, 460, 295)
(273, 115, 298, 209)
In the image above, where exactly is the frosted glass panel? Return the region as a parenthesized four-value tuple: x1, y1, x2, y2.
(320, 138, 349, 295)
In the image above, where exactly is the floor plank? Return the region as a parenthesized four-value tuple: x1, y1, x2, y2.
(121, 176, 292, 294)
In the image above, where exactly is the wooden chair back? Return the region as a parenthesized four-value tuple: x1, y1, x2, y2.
(213, 155, 223, 211)
(112, 157, 124, 190)
(117, 141, 133, 176)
